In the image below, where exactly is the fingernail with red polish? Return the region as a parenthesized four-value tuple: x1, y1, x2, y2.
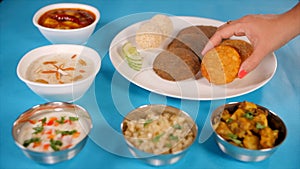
(238, 70, 248, 79)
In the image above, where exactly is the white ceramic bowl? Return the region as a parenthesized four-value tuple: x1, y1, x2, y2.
(17, 44, 101, 102)
(33, 3, 100, 44)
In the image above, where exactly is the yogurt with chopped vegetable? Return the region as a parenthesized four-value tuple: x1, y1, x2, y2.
(18, 111, 87, 152)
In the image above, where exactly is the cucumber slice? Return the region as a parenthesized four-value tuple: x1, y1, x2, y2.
(125, 55, 142, 62)
(127, 62, 142, 71)
(122, 42, 138, 56)
(122, 42, 143, 71)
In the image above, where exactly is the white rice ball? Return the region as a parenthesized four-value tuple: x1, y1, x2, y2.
(135, 22, 165, 49)
(150, 14, 173, 37)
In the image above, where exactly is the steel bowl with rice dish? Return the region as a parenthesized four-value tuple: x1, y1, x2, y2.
(121, 104, 197, 166)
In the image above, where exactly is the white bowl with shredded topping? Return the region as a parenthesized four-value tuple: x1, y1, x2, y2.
(17, 44, 101, 102)
(121, 104, 197, 166)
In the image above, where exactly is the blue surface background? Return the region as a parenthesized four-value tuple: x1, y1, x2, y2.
(1, 0, 299, 169)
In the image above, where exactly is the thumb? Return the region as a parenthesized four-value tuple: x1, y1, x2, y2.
(238, 49, 267, 79)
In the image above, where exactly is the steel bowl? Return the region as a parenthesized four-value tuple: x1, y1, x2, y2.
(211, 102, 287, 162)
(12, 102, 92, 164)
(121, 104, 198, 166)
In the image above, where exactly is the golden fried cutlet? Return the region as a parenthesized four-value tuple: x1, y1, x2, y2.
(201, 45, 241, 85)
(221, 39, 253, 62)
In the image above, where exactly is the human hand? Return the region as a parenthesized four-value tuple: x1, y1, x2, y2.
(201, 3, 300, 78)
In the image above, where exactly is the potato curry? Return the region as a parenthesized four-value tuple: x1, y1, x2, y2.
(215, 101, 279, 150)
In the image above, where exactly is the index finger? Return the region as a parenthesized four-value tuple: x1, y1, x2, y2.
(201, 21, 244, 55)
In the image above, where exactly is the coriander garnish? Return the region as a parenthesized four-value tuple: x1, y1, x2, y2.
(228, 133, 242, 145)
(55, 129, 77, 136)
(23, 137, 41, 147)
(256, 122, 266, 129)
(226, 118, 233, 123)
(152, 133, 164, 143)
(144, 119, 153, 127)
(243, 111, 254, 120)
(33, 125, 44, 134)
(69, 116, 79, 121)
(173, 124, 182, 129)
(50, 139, 63, 151)
(169, 134, 179, 141)
(56, 116, 66, 124)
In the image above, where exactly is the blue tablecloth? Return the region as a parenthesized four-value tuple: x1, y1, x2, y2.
(1, 0, 299, 169)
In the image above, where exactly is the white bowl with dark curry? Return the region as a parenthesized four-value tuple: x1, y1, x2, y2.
(33, 3, 100, 44)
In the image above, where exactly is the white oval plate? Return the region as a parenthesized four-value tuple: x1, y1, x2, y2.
(109, 16, 277, 100)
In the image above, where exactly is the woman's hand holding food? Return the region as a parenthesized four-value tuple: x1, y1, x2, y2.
(202, 2, 300, 79)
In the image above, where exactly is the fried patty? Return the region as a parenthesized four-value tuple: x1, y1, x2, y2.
(176, 25, 217, 38)
(167, 26, 217, 58)
(221, 39, 253, 62)
(153, 25, 217, 81)
(201, 45, 241, 85)
(153, 48, 201, 81)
